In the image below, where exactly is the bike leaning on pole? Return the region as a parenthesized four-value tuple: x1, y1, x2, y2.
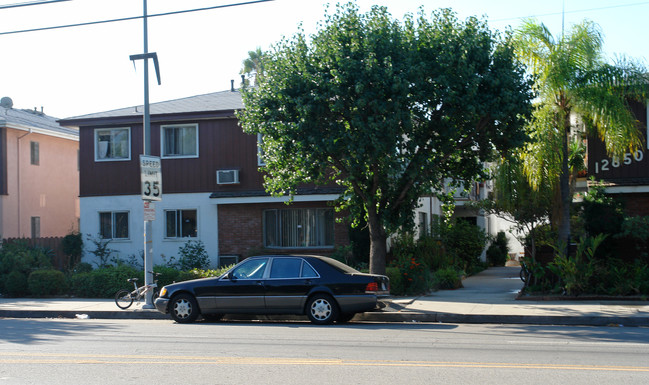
(115, 272, 162, 309)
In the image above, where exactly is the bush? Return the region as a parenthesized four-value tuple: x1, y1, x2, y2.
(177, 240, 210, 270)
(69, 265, 141, 298)
(385, 267, 404, 295)
(0, 241, 53, 295)
(432, 267, 463, 290)
(4, 271, 28, 297)
(28, 269, 67, 296)
(486, 231, 509, 267)
(62, 232, 83, 270)
(445, 220, 488, 272)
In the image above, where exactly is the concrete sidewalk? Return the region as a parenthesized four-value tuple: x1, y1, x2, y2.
(1, 267, 648, 326)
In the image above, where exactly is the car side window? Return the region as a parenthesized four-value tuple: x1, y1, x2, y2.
(270, 258, 302, 279)
(231, 258, 268, 280)
(301, 261, 319, 278)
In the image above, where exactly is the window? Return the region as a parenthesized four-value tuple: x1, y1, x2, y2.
(165, 209, 197, 238)
(161, 124, 198, 158)
(230, 258, 268, 280)
(95, 127, 130, 161)
(30, 141, 39, 165)
(263, 208, 334, 248)
(31, 217, 40, 238)
(418, 212, 428, 238)
(270, 258, 302, 279)
(99, 211, 129, 239)
(257, 133, 265, 166)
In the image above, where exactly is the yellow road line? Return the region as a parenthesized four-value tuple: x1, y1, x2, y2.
(0, 353, 647, 372)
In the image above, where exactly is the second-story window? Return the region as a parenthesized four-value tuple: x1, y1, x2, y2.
(30, 141, 39, 165)
(95, 127, 130, 161)
(161, 124, 198, 158)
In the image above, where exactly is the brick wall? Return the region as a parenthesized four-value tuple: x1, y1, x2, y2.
(617, 192, 649, 216)
(218, 202, 349, 258)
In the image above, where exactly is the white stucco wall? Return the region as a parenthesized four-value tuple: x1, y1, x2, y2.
(79, 193, 220, 268)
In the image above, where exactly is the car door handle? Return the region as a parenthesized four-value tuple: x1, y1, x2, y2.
(256, 280, 264, 286)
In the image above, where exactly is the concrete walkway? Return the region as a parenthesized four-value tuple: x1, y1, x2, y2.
(1, 267, 648, 326)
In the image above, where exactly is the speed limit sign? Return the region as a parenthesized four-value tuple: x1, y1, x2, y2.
(140, 155, 162, 201)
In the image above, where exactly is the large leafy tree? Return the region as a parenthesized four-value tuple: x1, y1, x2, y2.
(514, 20, 648, 248)
(238, 4, 533, 274)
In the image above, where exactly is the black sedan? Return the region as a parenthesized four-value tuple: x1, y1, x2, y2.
(154, 255, 390, 324)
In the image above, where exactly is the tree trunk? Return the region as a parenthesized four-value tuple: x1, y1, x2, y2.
(367, 208, 387, 276)
(557, 111, 572, 253)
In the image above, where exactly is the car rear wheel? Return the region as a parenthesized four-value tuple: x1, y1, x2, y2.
(170, 293, 200, 323)
(306, 294, 339, 325)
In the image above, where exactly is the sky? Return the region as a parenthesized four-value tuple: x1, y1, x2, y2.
(1, 0, 648, 119)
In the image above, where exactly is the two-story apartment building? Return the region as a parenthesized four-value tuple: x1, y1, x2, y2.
(587, 99, 649, 214)
(0, 97, 79, 239)
(59, 90, 348, 268)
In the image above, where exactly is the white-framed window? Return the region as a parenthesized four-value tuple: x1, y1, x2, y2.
(263, 208, 334, 248)
(94, 127, 130, 161)
(99, 211, 129, 239)
(257, 133, 266, 166)
(165, 209, 198, 238)
(161, 124, 198, 158)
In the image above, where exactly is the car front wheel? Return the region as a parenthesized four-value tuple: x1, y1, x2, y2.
(170, 293, 200, 323)
(306, 294, 339, 325)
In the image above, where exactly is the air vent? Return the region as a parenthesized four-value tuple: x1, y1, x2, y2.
(217, 169, 239, 185)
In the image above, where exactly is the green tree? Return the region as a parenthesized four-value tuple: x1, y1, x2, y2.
(238, 4, 533, 274)
(514, 20, 647, 248)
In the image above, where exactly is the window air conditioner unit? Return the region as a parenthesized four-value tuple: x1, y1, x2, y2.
(217, 169, 239, 185)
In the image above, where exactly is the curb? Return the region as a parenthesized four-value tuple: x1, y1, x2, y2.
(2, 309, 648, 326)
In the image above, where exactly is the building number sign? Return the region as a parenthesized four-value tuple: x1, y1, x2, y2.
(140, 155, 162, 201)
(592, 150, 644, 174)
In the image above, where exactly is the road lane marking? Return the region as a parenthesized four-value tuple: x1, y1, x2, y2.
(0, 353, 648, 372)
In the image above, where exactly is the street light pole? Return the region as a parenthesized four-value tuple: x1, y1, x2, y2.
(142, 0, 154, 308)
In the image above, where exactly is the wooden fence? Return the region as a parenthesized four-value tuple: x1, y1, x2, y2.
(2, 237, 69, 270)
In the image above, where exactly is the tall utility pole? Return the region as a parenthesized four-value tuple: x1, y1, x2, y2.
(131, 0, 161, 308)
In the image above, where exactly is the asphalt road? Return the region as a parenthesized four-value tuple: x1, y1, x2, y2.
(1, 318, 648, 384)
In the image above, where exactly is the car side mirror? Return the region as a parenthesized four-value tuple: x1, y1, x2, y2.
(227, 271, 236, 281)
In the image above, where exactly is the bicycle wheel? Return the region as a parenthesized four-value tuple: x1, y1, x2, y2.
(115, 289, 134, 309)
(152, 288, 160, 301)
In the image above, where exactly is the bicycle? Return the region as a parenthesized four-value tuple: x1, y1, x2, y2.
(115, 272, 162, 309)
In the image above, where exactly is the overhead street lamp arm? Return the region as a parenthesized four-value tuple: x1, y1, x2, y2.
(129, 52, 162, 85)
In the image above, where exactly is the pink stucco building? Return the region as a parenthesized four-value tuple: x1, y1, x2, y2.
(0, 97, 79, 238)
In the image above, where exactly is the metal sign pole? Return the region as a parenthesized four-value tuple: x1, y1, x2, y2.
(142, 0, 153, 308)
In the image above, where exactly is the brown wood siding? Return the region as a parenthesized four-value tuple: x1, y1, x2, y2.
(587, 100, 648, 181)
(80, 118, 265, 197)
(79, 124, 143, 196)
(0, 127, 6, 195)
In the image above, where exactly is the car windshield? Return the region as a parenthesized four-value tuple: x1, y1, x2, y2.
(321, 257, 360, 274)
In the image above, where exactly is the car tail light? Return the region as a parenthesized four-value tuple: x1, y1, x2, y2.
(365, 282, 379, 292)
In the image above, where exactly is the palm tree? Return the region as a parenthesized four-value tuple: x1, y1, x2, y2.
(240, 47, 265, 87)
(514, 19, 647, 249)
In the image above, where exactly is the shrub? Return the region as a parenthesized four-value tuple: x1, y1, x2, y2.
(69, 265, 141, 298)
(385, 267, 404, 295)
(0, 241, 53, 295)
(445, 220, 488, 272)
(85, 235, 116, 268)
(28, 269, 67, 296)
(4, 271, 28, 297)
(153, 265, 181, 288)
(432, 267, 463, 290)
(62, 232, 83, 270)
(486, 231, 509, 267)
(177, 240, 210, 270)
